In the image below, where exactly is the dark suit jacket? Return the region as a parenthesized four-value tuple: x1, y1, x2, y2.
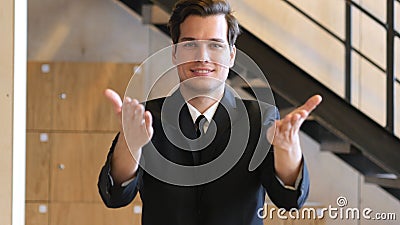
(98, 88, 310, 225)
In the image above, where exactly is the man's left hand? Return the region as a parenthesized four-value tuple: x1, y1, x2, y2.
(267, 95, 322, 186)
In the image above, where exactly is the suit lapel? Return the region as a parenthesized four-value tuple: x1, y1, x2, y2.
(161, 90, 199, 166)
(196, 88, 247, 205)
(200, 88, 243, 163)
(159, 88, 245, 166)
(159, 88, 248, 207)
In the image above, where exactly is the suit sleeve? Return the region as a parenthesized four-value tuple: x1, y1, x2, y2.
(258, 151, 310, 210)
(257, 104, 310, 210)
(97, 133, 140, 208)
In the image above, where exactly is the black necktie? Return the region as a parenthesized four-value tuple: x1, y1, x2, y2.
(194, 115, 206, 138)
(193, 115, 206, 166)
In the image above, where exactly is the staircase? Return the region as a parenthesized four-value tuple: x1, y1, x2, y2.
(117, 0, 400, 200)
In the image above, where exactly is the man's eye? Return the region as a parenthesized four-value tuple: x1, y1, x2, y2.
(209, 43, 225, 49)
(183, 42, 197, 48)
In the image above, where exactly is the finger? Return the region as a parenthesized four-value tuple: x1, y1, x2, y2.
(298, 94, 322, 113)
(124, 96, 132, 103)
(134, 103, 145, 116)
(122, 97, 134, 116)
(122, 98, 143, 123)
(266, 121, 278, 143)
(291, 112, 304, 134)
(132, 103, 146, 126)
(104, 89, 122, 114)
(291, 110, 307, 124)
(280, 114, 293, 131)
(144, 111, 154, 137)
(290, 113, 301, 124)
(131, 98, 139, 105)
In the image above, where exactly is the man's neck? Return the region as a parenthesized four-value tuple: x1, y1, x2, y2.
(188, 96, 219, 114)
(180, 87, 224, 114)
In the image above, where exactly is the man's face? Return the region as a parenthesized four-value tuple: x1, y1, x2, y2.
(173, 14, 236, 97)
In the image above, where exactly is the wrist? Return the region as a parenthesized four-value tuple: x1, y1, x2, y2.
(274, 143, 302, 159)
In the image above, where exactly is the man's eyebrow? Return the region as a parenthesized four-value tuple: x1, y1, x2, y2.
(179, 37, 226, 43)
(179, 37, 196, 42)
(209, 38, 226, 43)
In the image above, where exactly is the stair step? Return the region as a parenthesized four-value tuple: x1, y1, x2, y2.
(365, 174, 400, 189)
(142, 4, 169, 24)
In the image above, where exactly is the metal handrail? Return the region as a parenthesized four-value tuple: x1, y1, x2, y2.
(282, 0, 399, 133)
(386, 0, 395, 131)
(282, 0, 399, 83)
(281, 0, 344, 43)
(350, 1, 400, 38)
(350, 1, 386, 28)
(393, 0, 399, 39)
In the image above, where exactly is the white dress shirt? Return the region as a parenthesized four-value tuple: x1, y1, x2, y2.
(186, 101, 219, 133)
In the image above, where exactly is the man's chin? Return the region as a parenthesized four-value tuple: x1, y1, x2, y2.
(180, 83, 224, 99)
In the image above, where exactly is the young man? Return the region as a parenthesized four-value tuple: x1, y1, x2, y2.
(98, 0, 322, 224)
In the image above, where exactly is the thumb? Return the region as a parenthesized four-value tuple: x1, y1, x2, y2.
(104, 89, 122, 114)
(266, 121, 278, 144)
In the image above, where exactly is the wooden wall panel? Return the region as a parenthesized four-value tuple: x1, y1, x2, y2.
(26, 62, 143, 225)
(50, 133, 117, 202)
(50, 203, 140, 225)
(26, 132, 50, 201)
(25, 203, 49, 225)
(27, 62, 53, 130)
(51, 62, 136, 131)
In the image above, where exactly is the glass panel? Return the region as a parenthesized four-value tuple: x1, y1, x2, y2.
(358, 0, 386, 23)
(287, 0, 345, 39)
(395, 0, 400, 33)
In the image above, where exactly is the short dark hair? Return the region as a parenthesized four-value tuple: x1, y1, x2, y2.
(168, 0, 241, 47)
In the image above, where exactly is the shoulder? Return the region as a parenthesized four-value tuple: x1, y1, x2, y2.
(236, 98, 280, 122)
(238, 98, 278, 113)
(143, 97, 165, 109)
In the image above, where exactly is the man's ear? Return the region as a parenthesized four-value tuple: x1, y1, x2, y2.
(229, 45, 236, 68)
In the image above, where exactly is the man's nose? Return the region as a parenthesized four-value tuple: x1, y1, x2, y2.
(195, 44, 211, 62)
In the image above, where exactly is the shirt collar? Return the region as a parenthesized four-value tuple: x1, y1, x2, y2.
(187, 101, 219, 123)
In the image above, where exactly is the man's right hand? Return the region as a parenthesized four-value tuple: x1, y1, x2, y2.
(104, 89, 154, 184)
(105, 89, 154, 151)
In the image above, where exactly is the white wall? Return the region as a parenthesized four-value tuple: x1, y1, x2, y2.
(1, 0, 15, 223)
(2, 0, 27, 225)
